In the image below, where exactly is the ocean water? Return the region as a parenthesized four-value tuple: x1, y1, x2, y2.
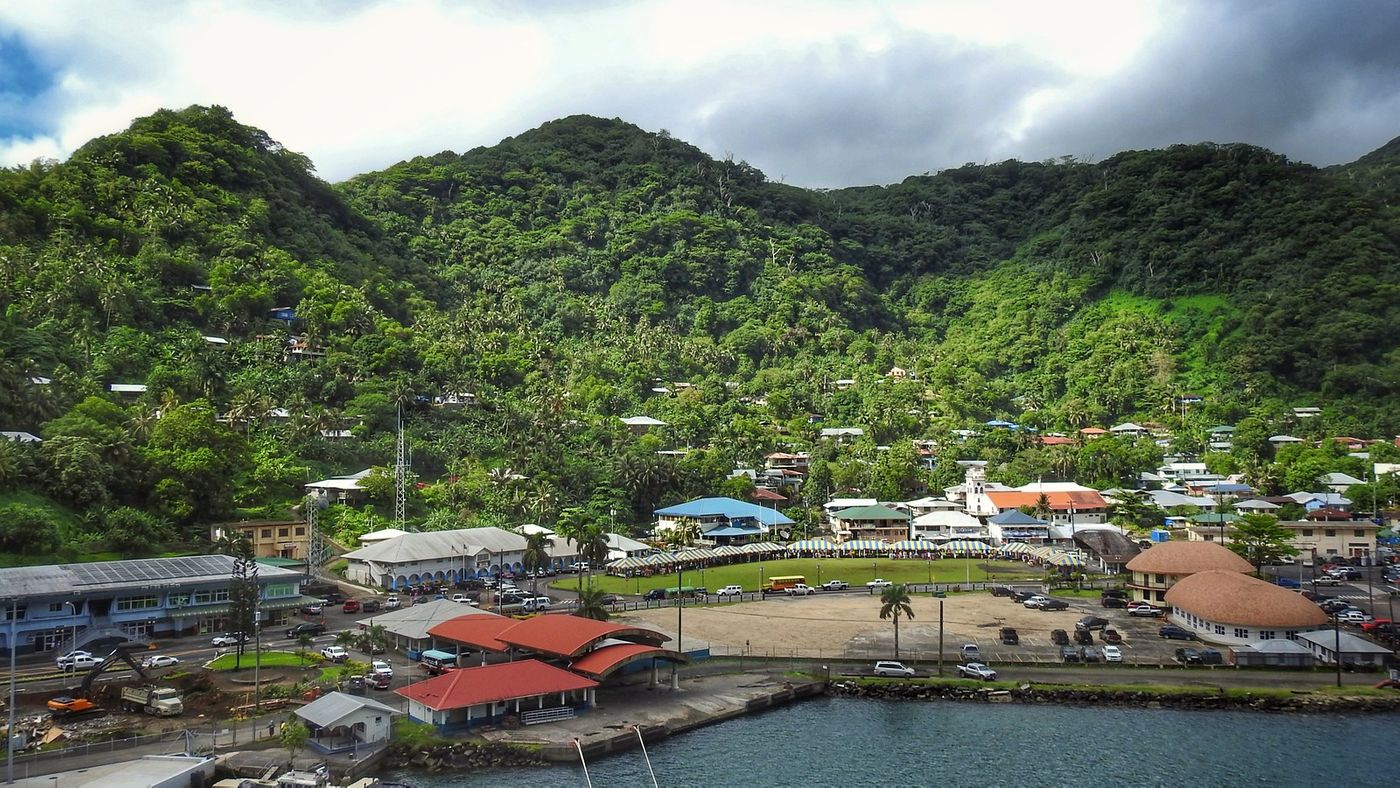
(383, 696, 1396, 787)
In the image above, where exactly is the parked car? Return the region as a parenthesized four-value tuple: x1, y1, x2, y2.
(1050, 629, 1070, 646)
(1312, 577, 1343, 587)
(1023, 595, 1052, 608)
(370, 660, 393, 679)
(341, 600, 361, 614)
(383, 596, 401, 610)
(999, 627, 1019, 645)
(1080, 646, 1100, 663)
(1199, 648, 1224, 665)
(643, 589, 667, 601)
(1101, 596, 1128, 608)
(1061, 646, 1081, 663)
(211, 633, 248, 647)
(1100, 628, 1123, 645)
(1101, 645, 1123, 663)
(1338, 610, 1374, 624)
(873, 661, 915, 677)
(140, 654, 181, 669)
(1176, 647, 1203, 664)
(957, 663, 998, 680)
(321, 591, 346, 604)
(866, 579, 893, 589)
(522, 597, 551, 612)
(1076, 616, 1110, 632)
(359, 599, 381, 613)
(1010, 590, 1038, 602)
(785, 584, 817, 596)
(1360, 618, 1393, 633)
(1273, 577, 1301, 589)
(1319, 599, 1352, 613)
(960, 644, 982, 661)
(1128, 605, 1163, 617)
(1074, 629, 1094, 646)
(320, 646, 349, 663)
(717, 585, 744, 597)
(820, 580, 849, 591)
(1101, 589, 1129, 599)
(300, 603, 324, 616)
(990, 586, 1017, 597)
(414, 595, 432, 605)
(286, 622, 327, 638)
(366, 673, 392, 690)
(1158, 625, 1192, 640)
(1038, 598, 1070, 611)
(450, 594, 473, 605)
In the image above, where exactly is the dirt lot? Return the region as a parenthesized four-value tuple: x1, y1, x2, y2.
(619, 591, 1183, 665)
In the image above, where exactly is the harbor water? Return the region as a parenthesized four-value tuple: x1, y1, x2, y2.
(384, 695, 1397, 787)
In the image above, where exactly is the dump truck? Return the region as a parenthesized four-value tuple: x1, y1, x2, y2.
(119, 685, 183, 717)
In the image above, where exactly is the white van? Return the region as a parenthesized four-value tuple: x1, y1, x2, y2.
(522, 597, 552, 612)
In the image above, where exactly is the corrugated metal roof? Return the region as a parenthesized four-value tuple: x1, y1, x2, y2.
(295, 691, 400, 728)
(396, 660, 597, 711)
(654, 497, 794, 526)
(342, 527, 527, 564)
(0, 555, 303, 597)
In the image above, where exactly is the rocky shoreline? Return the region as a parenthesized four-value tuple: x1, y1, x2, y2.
(828, 680, 1400, 712)
(382, 741, 547, 772)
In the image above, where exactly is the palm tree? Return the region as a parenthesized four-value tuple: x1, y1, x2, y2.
(879, 584, 915, 661)
(522, 532, 550, 595)
(574, 587, 611, 622)
(295, 634, 314, 665)
(577, 525, 610, 591)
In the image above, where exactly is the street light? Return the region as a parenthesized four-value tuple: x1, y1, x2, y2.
(816, 563, 821, 586)
(63, 600, 77, 655)
(7, 598, 17, 784)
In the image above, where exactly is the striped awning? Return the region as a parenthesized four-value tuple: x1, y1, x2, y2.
(888, 540, 939, 552)
(940, 540, 992, 554)
(751, 542, 784, 553)
(787, 539, 836, 552)
(998, 542, 1034, 556)
(675, 548, 714, 562)
(1049, 553, 1086, 567)
(644, 553, 675, 566)
(712, 545, 746, 557)
(608, 556, 650, 570)
(837, 539, 887, 552)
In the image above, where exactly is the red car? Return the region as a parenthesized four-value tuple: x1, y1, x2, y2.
(1360, 618, 1392, 633)
(342, 600, 361, 613)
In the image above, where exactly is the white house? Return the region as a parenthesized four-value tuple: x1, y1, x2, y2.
(294, 691, 401, 753)
(342, 527, 537, 588)
(911, 510, 989, 542)
(1293, 630, 1393, 667)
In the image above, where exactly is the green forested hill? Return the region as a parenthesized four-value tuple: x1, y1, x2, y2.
(0, 106, 1397, 555)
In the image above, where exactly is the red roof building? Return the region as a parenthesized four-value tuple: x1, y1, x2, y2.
(750, 488, 788, 503)
(570, 643, 688, 680)
(983, 490, 1108, 513)
(1037, 436, 1076, 447)
(496, 615, 669, 658)
(397, 659, 597, 729)
(427, 614, 519, 656)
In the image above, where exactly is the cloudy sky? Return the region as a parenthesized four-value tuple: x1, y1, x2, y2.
(2, 0, 1398, 187)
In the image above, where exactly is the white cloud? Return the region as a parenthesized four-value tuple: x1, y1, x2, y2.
(0, 0, 1395, 185)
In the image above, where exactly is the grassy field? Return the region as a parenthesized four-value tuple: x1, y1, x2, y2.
(206, 650, 312, 671)
(552, 557, 1038, 595)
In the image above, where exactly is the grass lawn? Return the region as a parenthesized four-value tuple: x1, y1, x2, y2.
(552, 557, 1036, 595)
(206, 650, 313, 671)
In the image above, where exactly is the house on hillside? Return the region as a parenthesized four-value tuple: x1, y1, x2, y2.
(819, 426, 864, 443)
(653, 496, 793, 544)
(829, 505, 911, 543)
(1110, 422, 1148, 437)
(1320, 472, 1365, 494)
(1277, 512, 1379, 564)
(1286, 491, 1352, 512)
(620, 415, 667, 435)
(306, 468, 373, 505)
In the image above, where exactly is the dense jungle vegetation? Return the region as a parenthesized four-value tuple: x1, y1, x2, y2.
(0, 106, 1397, 558)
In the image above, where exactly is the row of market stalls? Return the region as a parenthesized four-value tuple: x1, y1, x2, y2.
(605, 539, 1087, 574)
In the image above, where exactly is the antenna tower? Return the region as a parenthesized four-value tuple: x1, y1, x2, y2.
(394, 405, 408, 529)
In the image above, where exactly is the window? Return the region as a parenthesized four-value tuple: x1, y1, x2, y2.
(191, 589, 230, 605)
(1214, 625, 1225, 635)
(265, 584, 296, 599)
(1301, 529, 1313, 537)
(169, 594, 190, 607)
(1286, 631, 1297, 640)
(295, 527, 306, 536)
(115, 595, 159, 611)
(241, 529, 255, 539)
(1353, 529, 1365, 537)
(1155, 574, 1166, 584)
(2, 606, 26, 621)
(1324, 529, 1336, 537)
(1234, 628, 1248, 639)
(261, 528, 273, 539)
(47, 602, 65, 613)
(1260, 631, 1276, 640)
(278, 528, 290, 537)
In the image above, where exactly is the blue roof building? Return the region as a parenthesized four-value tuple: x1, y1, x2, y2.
(654, 497, 793, 543)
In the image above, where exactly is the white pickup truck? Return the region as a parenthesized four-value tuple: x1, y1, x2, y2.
(956, 663, 998, 681)
(820, 580, 849, 591)
(785, 584, 816, 596)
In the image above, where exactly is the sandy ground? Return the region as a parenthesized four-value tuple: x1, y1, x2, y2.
(618, 592, 1093, 659)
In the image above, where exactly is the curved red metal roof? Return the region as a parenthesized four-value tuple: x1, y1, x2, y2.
(569, 643, 688, 679)
(427, 614, 517, 652)
(496, 615, 669, 658)
(396, 659, 596, 711)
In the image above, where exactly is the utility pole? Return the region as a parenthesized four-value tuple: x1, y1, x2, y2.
(7, 599, 17, 785)
(394, 405, 408, 530)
